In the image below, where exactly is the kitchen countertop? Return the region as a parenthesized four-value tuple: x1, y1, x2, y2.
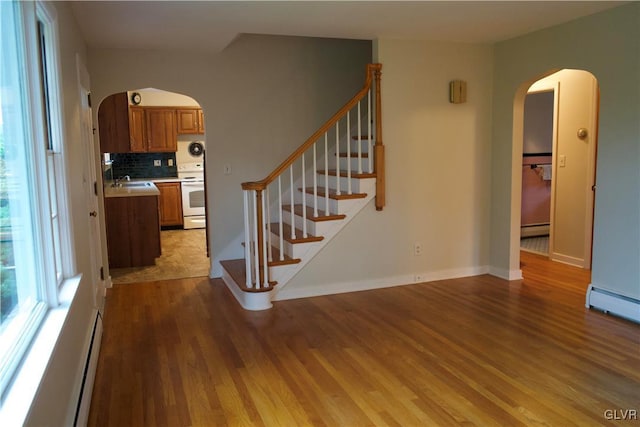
(149, 177, 182, 183)
(104, 180, 161, 198)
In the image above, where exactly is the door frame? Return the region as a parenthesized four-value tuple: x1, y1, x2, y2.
(511, 69, 598, 273)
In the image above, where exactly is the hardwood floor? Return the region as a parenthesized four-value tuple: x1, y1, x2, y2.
(88, 252, 640, 426)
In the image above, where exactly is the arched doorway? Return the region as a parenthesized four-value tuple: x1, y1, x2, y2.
(512, 69, 599, 273)
(97, 88, 210, 284)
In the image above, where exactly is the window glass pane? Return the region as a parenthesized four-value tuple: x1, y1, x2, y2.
(0, 0, 47, 393)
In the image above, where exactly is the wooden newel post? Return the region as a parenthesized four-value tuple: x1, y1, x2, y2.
(373, 66, 385, 211)
(255, 189, 265, 285)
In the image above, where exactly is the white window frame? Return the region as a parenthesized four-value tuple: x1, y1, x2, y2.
(0, 0, 76, 404)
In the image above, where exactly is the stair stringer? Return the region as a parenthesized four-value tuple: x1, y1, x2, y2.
(269, 187, 375, 300)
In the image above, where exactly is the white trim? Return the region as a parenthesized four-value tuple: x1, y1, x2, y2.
(548, 252, 584, 268)
(72, 310, 103, 426)
(489, 266, 523, 281)
(274, 266, 490, 301)
(221, 268, 273, 311)
(586, 285, 640, 324)
(0, 276, 81, 427)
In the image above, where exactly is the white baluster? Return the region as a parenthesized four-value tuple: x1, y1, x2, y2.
(261, 193, 269, 288)
(324, 133, 329, 215)
(252, 190, 260, 289)
(301, 154, 308, 238)
(266, 186, 272, 263)
(313, 142, 318, 218)
(368, 89, 373, 173)
(278, 176, 284, 261)
(335, 121, 341, 196)
(289, 165, 296, 239)
(347, 110, 352, 194)
(243, 190, 252, 287)
(357, 100, 362, 174)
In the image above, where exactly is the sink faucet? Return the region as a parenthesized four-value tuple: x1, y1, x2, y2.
(111, 175, 131, 187)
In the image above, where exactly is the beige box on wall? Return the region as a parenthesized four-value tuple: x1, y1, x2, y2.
(449, 80, 467, 103)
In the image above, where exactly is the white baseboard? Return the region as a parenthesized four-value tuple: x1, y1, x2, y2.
(73, 311, 103, 426)
(489, 266, 523, 281)
(586, 285, 640, 324)
(550, 252, 584, 268)
(274, 266, 489, 301)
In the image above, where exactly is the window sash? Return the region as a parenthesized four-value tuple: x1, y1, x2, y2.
(0, 0, 71, 396)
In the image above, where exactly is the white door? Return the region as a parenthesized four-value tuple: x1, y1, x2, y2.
(77, 56, 105, 307)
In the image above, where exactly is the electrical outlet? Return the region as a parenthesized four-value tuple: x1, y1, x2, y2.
(414, 274, 425, 283)
(414, 242, 423, 256)
(168, 159, 174, 167)
(153, 159, 161, 167)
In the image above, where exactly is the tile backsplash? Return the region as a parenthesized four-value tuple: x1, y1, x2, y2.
(109, 153, 178, 179)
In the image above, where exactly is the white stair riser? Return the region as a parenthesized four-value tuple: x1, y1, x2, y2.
(282, 214, 342, 236)
(322, 176, 375, 193)
(269, 233, 322, 259)
(338, 156, 373, 172)
(300, 193, 364, 214)
(269, 263, 297, 284)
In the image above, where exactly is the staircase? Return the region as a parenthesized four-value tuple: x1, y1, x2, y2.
(221, 64, 383, 310)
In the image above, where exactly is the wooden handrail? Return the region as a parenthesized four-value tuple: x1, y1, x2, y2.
(242, 63, 382, 191)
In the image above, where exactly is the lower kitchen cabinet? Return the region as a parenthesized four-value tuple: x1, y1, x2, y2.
(105, 195, 161, 268)
(156, 182, 183, 227)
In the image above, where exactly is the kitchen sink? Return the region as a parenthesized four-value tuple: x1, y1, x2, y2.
(122, 182, 152, 188)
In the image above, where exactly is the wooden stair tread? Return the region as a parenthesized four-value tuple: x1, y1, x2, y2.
(220, 259, 277, 292)
(282, 204, 346, 221)
(301, 186, 368, 200)
(269, 222, 324, 243)
(318, 169, 376, 179)
(339, 152, 369, 158)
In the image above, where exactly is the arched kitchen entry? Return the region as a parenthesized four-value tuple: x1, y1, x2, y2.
(513, 69, 599, 272)
(97, 88, 210, 284)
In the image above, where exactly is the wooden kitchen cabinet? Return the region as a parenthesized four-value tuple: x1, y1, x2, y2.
(128, 106, 146, 152)
(145, 108, 178, 152)
(105, 196, 161, 268)
(156, 182, 183, 227)
(176, 108, 205, 134)
(98, 92, 131, 153)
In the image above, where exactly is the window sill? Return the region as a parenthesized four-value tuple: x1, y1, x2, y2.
(0, 275, 82, 426)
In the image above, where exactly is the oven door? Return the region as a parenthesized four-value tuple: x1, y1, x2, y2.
(181, 181, 206, 216)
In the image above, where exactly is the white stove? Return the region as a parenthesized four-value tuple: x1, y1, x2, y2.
(177, 162, 206, 229)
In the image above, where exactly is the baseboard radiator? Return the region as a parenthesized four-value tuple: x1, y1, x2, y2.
(586, 285, 640, 324)
(73, 311, 103, 426)
(521, 223, 549, 238)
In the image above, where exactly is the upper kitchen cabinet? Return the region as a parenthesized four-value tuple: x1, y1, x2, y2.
(98, 92, 131, 153)
(128, 106, 146, 152)
(176, 108, 205, 134)
(145, 108, 178, 152)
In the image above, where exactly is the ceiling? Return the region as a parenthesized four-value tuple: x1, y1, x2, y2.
(70, 1, 624, 54)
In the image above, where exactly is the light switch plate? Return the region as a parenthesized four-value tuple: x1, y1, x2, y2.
(224, 164, 232, 175)
(559, 155, 566, 168)
(168, 159, 174, 167)
(154, 159, 161, 167)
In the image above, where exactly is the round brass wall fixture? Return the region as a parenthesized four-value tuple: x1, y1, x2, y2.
(577, 128, 588, 139)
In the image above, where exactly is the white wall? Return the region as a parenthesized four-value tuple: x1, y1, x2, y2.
(284, 39, 494, 292)
(491, 3, 640, 298)
(88, 35, 371, 279)
(25, 2, 97, 425)
(130, 89, 200, 107)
